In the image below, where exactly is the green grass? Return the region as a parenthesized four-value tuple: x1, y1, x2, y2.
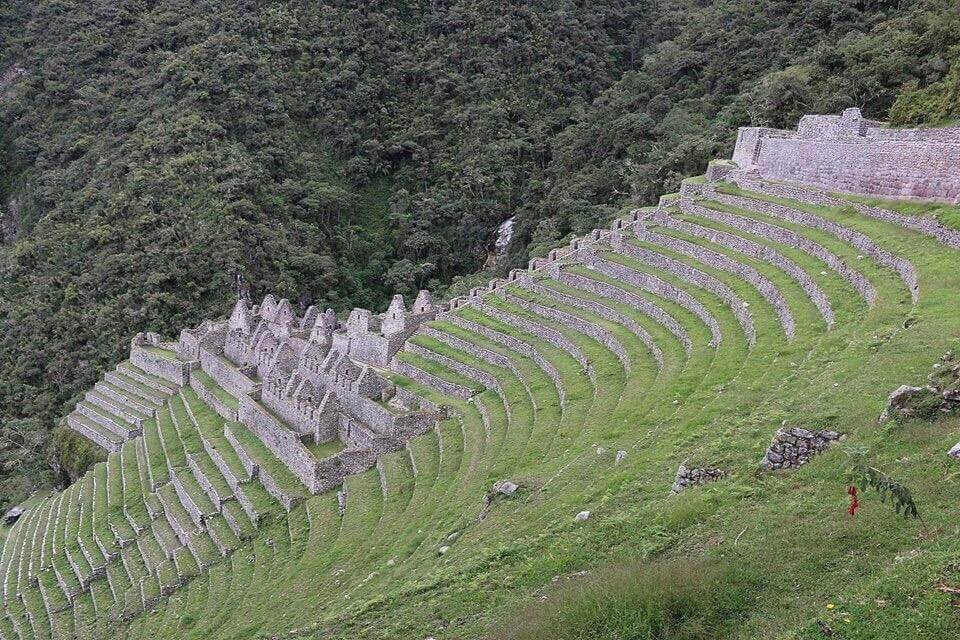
(841, 193, 960, 232)
(306, 438, 345, 460)
(143, 346, 181, 362)
(191, 370, 239, 410)
(10, 186, 960, 640)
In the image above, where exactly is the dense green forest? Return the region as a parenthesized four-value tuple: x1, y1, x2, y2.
(0, 0, 958, 510)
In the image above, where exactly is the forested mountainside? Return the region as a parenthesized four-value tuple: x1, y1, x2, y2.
(0, 0, 958, 509)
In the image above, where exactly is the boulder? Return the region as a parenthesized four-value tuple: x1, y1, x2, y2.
(493, 480, 518, 496)
(574, 510, 591, 522)
(880, 384, 941, 423)
(3, 506, 24, 525)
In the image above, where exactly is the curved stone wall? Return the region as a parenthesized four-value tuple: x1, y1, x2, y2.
(662, 205, 835, 328)
(612, 240, 757, 347)
(498, 289, 632, 372)
(682, 199, 877, 306)
(445, 314, 567, 407)
(557, 270, 692, 355)
(590, 256, 723, 348)
(389, 360, 473, 401)
(730, 173, 960, 250)
(517, 277, 665, 370)
(634, 225, 795, 340)
(476, 301, 596, 384)
(710, 189, 920, 303)
(402, 341, 512, 425)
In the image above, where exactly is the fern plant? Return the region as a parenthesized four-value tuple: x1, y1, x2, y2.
(843, 446, 927, 531)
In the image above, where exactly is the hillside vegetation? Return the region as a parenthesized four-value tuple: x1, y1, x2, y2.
(1, 0, 959, 511)
(2, 171, 960, 639)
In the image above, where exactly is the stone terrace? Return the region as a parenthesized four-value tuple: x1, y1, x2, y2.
(3, 108, 957, 638)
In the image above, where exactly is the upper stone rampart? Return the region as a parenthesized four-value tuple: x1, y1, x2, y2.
(732, 108, 960, 204)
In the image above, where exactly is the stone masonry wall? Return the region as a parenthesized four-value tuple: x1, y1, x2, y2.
(390, 360, 474, 400)
(516, 277, 665, 369)
(733, 109, 960, 204)
(200, 348, 259, 399)
(755, 137, 960, 203)
(190, 375, 239, 422)
(663, 204, 836, 328)
(727, 172, 960, 250)
(612, 239, 757, 347)
(130, 346, 194, 386)
(557, 270, 692, 355)
(589, 254, 723, 348)
(680, 197, 877, 306)
(634, 224, 795, 340)
(445, 314, 567, 407)
(498, 288, 632, 371)
(708, 188, 920, 303)
(237, 394, 321, 493)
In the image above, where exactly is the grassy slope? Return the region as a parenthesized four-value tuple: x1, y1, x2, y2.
(21, 189, 960, 640)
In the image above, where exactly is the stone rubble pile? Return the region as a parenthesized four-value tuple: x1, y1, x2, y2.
(879, 351, 960, 424)
(760, 427, 844, 471)
(670, 460, 726, 494)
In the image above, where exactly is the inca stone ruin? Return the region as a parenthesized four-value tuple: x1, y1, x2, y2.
(3, 109, 958, 637)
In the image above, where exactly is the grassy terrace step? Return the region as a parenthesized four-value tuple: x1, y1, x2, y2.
(102, 376, 167, 410)
(118, 442, 150, 533)
(77, 401, 138, 437)
(712, 184, 921, 302)
(416, 322, 562, 467)
(596, 250, 727, 346)
(189, 370, 239, 411)
(499, 286, 636, 369)
(673, 209, 868, 327)
(701, 190, 916, 309)
(407, 331, 535, 463)
(455, 305, 596, 463)
(684, 199, 878, 306)
(67, 414, 124, 451)
(222, 422, 310, 502)
(656, 207, 838, 328)
(393, 350, 485, 394)
(180, 387, 278, 523)
(646, 222, 829, 340)
(86, 390, 150, 423)
(117, 362, 180, 393)
(520, 275, 667, 367)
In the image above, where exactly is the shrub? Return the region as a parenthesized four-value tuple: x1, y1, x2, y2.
(889, 46, 960, 127)
(51, 426, 103, 484)
(492, 556, 761, 640)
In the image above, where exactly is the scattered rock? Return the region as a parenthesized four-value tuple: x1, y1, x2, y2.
(596, 446, 606, 455)
(760, 427, 844, 471)
(574, 510, 591, 522)
(615, 450, 627, 465)
(880, 351, 960, 425)
(493, 480, 518, 496)
(3, 506, 24, 525)
(337, 490, 347, 516)
(670, 460, 726, 494)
